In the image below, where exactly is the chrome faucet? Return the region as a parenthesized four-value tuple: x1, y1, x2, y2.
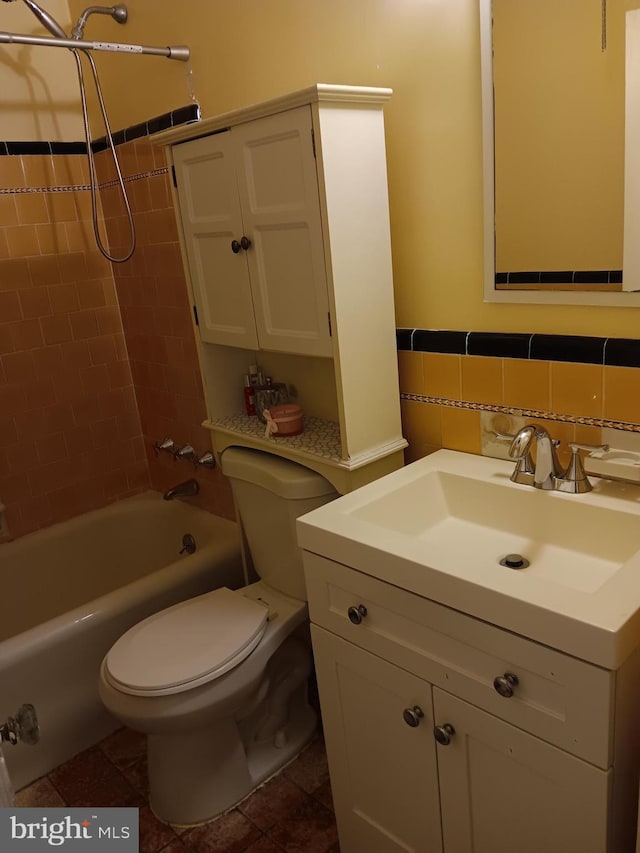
(163, 479, 199, 501)
(509, 425, 564, 490)
(509, 426, 609, 493)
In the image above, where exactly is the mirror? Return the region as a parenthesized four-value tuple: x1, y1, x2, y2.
(481, 0, 640, 305)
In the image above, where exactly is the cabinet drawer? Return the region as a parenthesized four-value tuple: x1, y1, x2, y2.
(303, 551, 614, 768)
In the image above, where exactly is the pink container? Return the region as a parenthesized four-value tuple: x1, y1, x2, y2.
(264, 404, 304, 437)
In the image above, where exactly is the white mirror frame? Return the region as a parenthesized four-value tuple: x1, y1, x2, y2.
(480, 0, 640, 307)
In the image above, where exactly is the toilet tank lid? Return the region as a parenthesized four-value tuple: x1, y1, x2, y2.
(221, 447, 337, 500)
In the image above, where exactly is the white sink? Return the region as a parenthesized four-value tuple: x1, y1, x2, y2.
(296, 449, 640, 667)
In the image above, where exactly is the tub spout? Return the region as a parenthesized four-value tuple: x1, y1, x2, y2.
(163, 479, 199, 501)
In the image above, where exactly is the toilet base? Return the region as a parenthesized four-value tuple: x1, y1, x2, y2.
(147, 638, 317, 825)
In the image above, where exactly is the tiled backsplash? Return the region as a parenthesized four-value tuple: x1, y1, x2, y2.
(397, 329, 640, 464)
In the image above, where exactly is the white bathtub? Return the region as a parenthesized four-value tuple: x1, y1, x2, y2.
(0, 492, 244, 790)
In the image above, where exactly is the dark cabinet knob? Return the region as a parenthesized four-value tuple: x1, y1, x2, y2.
(231, 239, 242, 254)
(493, 673, 519, 698)
(240, 235, 252, 250)
(403, 706, 424, 728)
(347, 604, 367, 625)
(433, 723, 455, 746)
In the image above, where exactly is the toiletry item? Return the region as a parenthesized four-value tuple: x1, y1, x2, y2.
(243, 375, 256, 416)
(264, 404, 304, 438)
(248, 364, 261, 386)
(255, 378, 289, 422)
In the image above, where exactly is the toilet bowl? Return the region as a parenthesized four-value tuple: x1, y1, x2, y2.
(99, 448, 337, 825)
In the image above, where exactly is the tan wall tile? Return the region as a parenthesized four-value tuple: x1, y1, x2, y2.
(461, 355, 503, 404)
(550, 362, 603, 418)
(441, 407, 481, 454)
(503, 358, 551, 411)
(604, 366, 640, 424)
(423, 353, 461, 399)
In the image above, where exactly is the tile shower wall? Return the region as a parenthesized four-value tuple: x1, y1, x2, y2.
(94, 135, 234, 521)
(397, 330, 640, 466)
(0, 151, 147, 539)
(0, 120, 233, 541)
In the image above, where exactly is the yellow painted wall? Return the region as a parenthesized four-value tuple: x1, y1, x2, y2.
(10, 0, 640, 337)
(0, 0, 82, 138)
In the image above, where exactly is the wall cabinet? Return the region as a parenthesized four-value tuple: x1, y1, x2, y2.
(304, 552, 640, 852)
(156, 85, 407, 493)
(172, 106, 331, 358)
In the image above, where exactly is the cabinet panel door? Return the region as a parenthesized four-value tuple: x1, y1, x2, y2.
(311, 625, 443, 853)
(433, 688, 611, 853)
(233, 107, 332, 357)
(172, 133, 259, 348)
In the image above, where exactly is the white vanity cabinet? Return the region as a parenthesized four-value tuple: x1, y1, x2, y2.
(304, 551, 640, 853)
(155, 85, 406, 494)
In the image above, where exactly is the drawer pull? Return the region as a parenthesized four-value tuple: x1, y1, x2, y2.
(493, 672, 519, 698)
(402, 706, 424, 728)
(433, 723, 456, 746)
(347, 604, 367, 625)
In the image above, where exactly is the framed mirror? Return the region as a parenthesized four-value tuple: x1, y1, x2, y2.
(481, 0, 640, 305)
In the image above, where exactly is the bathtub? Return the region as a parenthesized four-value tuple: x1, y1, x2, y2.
(0, 492, 244, 791)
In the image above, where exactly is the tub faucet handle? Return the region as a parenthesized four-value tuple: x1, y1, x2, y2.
(197, 451, 216, 469)
(153, 438, 175, 457)
(175, 444, 196, 465)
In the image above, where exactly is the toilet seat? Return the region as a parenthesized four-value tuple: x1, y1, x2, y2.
(104, 587, 269, 697)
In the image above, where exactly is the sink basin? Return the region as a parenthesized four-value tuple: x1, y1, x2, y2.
(351, 468, 640, 594)
(296, 449, 640, 667)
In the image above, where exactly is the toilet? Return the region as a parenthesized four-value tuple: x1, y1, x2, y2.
(98, 447, 337, 825)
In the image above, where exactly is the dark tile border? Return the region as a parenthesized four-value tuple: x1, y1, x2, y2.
(1, 104, 201, 156)
(398, 329, 640, 367)
(496, 270, 623, 285)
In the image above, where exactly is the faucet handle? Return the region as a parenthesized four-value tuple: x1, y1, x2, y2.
(153, 438, 175, 457)
(175, 444, 197, 465)
(557, 442, 610, 493)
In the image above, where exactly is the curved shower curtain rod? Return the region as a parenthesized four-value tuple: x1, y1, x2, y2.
(0, 29, 190, 60)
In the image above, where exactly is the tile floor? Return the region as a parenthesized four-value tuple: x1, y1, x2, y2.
(15, 729, 340, 853)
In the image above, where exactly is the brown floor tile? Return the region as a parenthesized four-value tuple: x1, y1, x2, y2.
(99, 726, 146, 770)
(15, 776, 65, 807)
(283, 739, 330, 796)
(157, 840, 190, 852)
(243, 837, 285, 852)
(139, 804, 182, 853)
(265, 797, 338, 853)
(120, 755, 150, 798)
(48, 745, 144, 808)
(239, 775, 310, 832)
(182, 809, 262, 853)
(310, 780, 334, 812)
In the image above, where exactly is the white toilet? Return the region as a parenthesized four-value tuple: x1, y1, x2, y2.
(98, 447, 337, 825)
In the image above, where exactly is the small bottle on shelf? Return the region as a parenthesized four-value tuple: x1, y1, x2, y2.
(243, 374, 256, 416)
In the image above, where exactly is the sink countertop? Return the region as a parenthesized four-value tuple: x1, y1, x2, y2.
(296, 449, 640, 669)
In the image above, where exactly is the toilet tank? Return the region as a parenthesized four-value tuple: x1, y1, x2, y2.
(220, 448, 338, 600)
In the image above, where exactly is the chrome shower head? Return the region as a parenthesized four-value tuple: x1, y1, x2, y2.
(72, 5, 128, 40)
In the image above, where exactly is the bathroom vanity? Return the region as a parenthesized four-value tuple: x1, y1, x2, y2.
(154, 84, 406, 494)
(297, 450, 640, 852)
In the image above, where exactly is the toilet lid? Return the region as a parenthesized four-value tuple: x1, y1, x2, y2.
(105, 588, 269, 696)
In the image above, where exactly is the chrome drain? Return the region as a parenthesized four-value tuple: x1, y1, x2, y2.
(499, 553, 530, 570)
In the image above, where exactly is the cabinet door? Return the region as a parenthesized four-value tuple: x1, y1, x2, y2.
(311, 625, 443, 853)
(233, 107, 332, 357)
(433, 688, 611, 853)
(172, 132, 259, 349)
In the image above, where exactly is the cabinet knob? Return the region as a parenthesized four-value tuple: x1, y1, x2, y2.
(402, 706, 424, 728)
(240, 235, 252, 250)
(347, 604, 367, 625)
(433, 723, 456, 746)
(231, 239, 242, 254)
(493, 672, 519, 698)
